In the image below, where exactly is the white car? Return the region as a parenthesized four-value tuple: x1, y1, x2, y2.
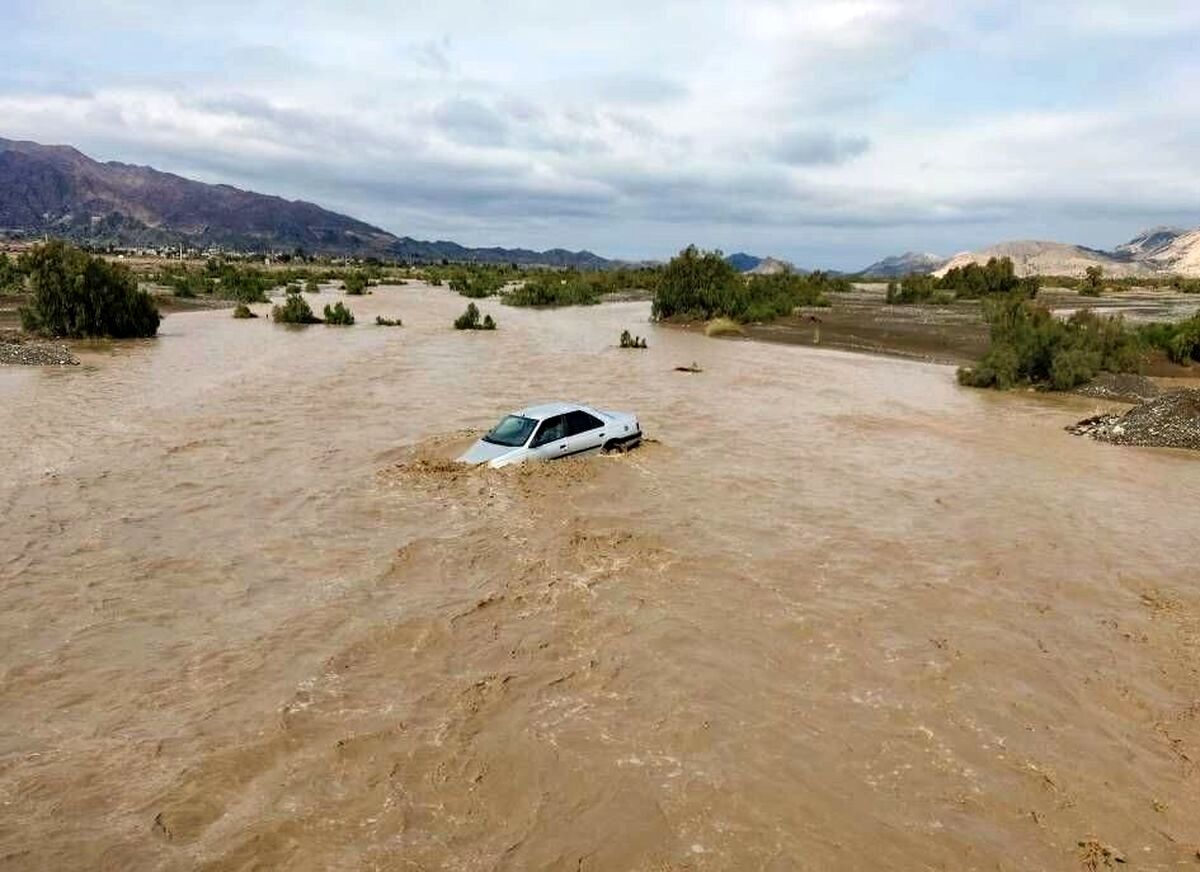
(458, 402, 642, 468)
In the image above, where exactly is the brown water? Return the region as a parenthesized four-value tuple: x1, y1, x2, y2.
(2, 284, 1199, 870)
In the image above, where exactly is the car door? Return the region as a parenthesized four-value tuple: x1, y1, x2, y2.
(563, 409, 607, 456)
(529, 415, 569, 459)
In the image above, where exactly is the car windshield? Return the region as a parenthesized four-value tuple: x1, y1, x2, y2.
(482, 415, 537, 447)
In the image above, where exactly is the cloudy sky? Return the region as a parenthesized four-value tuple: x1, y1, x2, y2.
(4, 0, 1199, 268)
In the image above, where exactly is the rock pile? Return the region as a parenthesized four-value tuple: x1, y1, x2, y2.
(1073, 372, 1160, 404)
(1068, 389, 1200, 450)
(0, 330, 78, 366)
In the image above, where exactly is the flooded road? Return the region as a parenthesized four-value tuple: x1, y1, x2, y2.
(2, 283, 1199, 870)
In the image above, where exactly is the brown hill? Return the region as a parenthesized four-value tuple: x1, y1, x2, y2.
(0, 137, 611, 266)
(934, 240, 1151, 279)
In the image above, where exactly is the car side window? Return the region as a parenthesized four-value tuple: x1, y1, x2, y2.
(565, 410, 604, 437)
(532, 415, 566, 447)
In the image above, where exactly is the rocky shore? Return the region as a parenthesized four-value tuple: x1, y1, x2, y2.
(1068, 389, 1200, 450)
(0, 329, 78, 366)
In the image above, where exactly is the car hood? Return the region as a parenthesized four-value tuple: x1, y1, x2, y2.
(457, 439, 522, 465)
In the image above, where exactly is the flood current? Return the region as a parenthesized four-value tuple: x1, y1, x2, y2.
(2, 283, 1198, 869)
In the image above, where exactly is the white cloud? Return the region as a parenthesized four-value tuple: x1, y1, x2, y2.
(3, 0, 1200, 266)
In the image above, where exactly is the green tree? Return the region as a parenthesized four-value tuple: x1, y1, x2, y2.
(1081, 265, 1104, 297)
(18, 241, 160, 338)
(652, 246, 741, 320)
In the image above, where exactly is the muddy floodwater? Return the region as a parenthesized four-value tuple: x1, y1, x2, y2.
(2, 283, 1199, 870)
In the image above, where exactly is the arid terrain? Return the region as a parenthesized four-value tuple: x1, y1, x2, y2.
(737, 284, 1200, 374)
(2, 283, 1200, 870)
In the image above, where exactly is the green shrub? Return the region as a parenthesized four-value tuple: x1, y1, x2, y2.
(620, 329, 648, 348)
(887, 258, 1039, 305)
(957, 295, 1142, 390)
(0, 252, 24, 294)
(505, 271, 602, 307)
(304, 277, 320, 294)
(453, 302, 496, 330)
(652, 246, 842, 322)
(1139, 314, 1200, 364)
(375, 315, 402, 326)
(446, 268, 507, 298)
(886, 273, 938, 303)
(18, 241, 161, 338)
(455, 302, 481, 329)
(232, 303, 257, 319)
(323, 301, 355, 325)
(1080, 265, 1104, 297)
(342, 272, 369, 295)
(272, 292, 320, 324)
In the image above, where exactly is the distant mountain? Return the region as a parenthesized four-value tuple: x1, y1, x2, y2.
(724, 252, 763, 272)
(927, 228, 1200, 279)
(935, 241, 1151, 279)
(747, 257, 796, 275)
(1116, 227, 1200, 275)
(724, 252, 804, 275)
(0, 136, 610, 267)
(1112, 226, 1188, 260)
(860, 251, 946, 277)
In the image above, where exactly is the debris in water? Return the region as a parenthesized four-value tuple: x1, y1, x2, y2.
(1077, 839, 1126, 869)
(674, 362, 703, 373)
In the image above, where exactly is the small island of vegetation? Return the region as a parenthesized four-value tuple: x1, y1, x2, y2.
(454, 302, 496, 330)
(18, 241, 161, 338)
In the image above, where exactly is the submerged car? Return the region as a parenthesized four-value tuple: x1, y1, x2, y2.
(458, 402, 642, 468)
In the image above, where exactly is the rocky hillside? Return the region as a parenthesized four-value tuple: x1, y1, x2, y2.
(1121, 227, 1200, 275)
(932, 228, 1200, 279)
(0, 137, 609, 266)
(860, 251, 947, 277)
(935, 240, 1152, 279)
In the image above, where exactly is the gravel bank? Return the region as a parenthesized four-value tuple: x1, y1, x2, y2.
(0, 329, 78, 366)
(1068, 389, 1200, 450)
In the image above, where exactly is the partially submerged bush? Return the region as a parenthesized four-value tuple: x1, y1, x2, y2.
(957, 295, 1142, 390)
(232, 303, 258, 319)
(705, 317, 744, 337)
(375, 315, 402, 326)
(323, 301, 355, 325)
(272, 291, 320, 324)
(449, 269, 506, 298)
(620, 329, 648, 348)
(304, 278, 321, 294)
(342, 272, 369, 295)
(18, 241, 161, 338)
(505, 272, 602, 307)
(454, 302, 497, 330)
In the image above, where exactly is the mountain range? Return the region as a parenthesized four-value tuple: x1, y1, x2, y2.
(4, 136, 1200, 277)
(0, 137, 609, 268)
(871, 228, 1200, 279)
(859, 252, 948, 277)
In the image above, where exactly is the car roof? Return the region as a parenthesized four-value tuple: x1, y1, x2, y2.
(514, 401, 587, 420)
